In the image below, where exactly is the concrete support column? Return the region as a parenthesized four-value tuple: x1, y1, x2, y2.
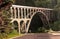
(24, 20, 26, 33)
(18, 21, 21, 35)
(26, 19, 31, 33)
(33, 9, 34, 13)
(14, 7, 16, 19)
(21, 8, 23, 18)
(24, 8, 27, 32)
(18, 8, 20, 19)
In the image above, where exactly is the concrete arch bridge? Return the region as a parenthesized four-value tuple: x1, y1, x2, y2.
(10, 5, 53, 34)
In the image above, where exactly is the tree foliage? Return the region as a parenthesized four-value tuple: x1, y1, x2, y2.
(34, 0, 50, 7)
(15, 0, 52, 8)
(0, 0, 14, 39)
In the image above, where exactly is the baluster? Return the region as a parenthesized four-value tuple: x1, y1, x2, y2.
(21, 8, 23, 18)
(14, 7, 16, 19)
(18, 8, 20, 19)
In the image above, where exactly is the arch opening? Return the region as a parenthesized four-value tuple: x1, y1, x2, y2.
(28, 12, 49, 33)
(13, 21, 18, 32)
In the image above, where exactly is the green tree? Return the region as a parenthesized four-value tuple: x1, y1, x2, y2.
(0, 0, 14, 39)
(15, 0, 51, 8)
(15, 0, 35, 6)
(34, 0, 50, 7)
(50, 0, 60, 31)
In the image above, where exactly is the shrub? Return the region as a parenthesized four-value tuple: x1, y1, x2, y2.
(50, 21, 60, 31)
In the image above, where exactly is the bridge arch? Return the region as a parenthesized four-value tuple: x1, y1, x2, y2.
(13, 20, 19, 32)
(26, 11, 50, 33)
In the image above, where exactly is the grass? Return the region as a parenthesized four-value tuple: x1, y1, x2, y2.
(8, 30, 23, 39)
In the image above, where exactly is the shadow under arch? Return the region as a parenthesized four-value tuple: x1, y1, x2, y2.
(28, 12, 50, 33)
(13, 21, 18, 32)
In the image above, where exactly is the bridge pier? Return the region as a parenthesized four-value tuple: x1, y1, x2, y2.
(18, 21, 21, 35)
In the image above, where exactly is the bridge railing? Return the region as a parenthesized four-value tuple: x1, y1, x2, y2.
(10, 5, 53, 19)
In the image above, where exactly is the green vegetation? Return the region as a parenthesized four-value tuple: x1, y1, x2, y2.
(0, 0, 24, 39)
(0, 0, 15, 39)
(50, 21, 60, 31)
(37, 27, 49, 33)
(8, 30, 19, 38)
(15, 0, 51, 8)
(8, 30, 23, 38)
